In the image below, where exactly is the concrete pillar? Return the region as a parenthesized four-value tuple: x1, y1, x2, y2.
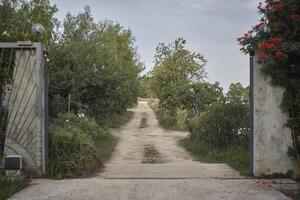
(252, 55, 293, 175)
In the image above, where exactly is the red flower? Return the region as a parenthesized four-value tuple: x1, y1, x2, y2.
(270, 37, 283, 44)
(259, 42, 276, 50)
(291, 14, 300, 21)
(259, 53, 268, 59)
(275, 51, 285, 58)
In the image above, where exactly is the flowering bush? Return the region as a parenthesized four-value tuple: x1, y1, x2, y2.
(238, 0, 300, 160)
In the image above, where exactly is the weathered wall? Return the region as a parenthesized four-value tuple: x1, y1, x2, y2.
(4, 47, 46, 176)
(253, 55, 293, 175)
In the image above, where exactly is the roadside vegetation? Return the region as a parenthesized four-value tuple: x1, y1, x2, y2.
(0, 178, 28, 200)
(48, 111, 133, 179)
(147, 38, 250, 174)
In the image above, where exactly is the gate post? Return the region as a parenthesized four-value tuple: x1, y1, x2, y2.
(250, 54, 293, 176)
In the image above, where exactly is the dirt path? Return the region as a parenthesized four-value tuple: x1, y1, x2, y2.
(108, 100, 192, 164)
(9, 101, 293, 200)
(97, 100, 242, 179)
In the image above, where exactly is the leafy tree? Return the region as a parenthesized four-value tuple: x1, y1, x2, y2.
(187, 82, 224, 117)
(151, 37, 207, 110)
(188, 84, 249, 149)
(0, 0, 58, 44)
(48, 7, 143, 122)
(138, 74, 156, 98)
(226, 83, 249, 104)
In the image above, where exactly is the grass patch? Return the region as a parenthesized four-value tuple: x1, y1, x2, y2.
(179, 138, 249, 175)
(148, 101, 187, 131)
(0, 178, 28, 200)
(94, 134, 118, 162)
(101, 111, 134, 129)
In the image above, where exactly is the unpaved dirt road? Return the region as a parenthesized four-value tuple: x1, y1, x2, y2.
(107, 100, 192, 164)
(98, 101, 242, 179)
(10, 101, 292, 200)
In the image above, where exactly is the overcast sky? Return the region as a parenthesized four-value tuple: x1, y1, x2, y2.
(50, 0, 261, 91)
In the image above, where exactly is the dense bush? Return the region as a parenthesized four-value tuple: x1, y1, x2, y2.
(149, 100, 187, 130)
(48, 126, 100, 178)
(187, 101, 249, 150)
(156, 108, 178, 129)
(48, 114, 106, 178)
(52, 113, 106, 141)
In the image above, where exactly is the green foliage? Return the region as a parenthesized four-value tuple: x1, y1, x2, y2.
(48, 126, 100, 178)
(187, 82, 224, 117)
(48, 110, 133, 178)
(48, 114, 107, 178)
(138, 75, 156, 98)
(52, 113, 106, 141)
(156, 108, 178, 130)
(99, 111, 134, 129)
(0, 178, 28, 200)
(48, 8, 142, 121)
(180, 138, 249, 175)
(187, 84, 249, 150)
(151, 104, 187, 130)
(151, 37, 207, 110)
(0, 0, 59, 44)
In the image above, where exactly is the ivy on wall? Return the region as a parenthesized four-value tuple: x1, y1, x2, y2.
(238, 0, 300, 159)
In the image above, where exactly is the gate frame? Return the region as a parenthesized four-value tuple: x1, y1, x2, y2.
(0, 41, 48, 175)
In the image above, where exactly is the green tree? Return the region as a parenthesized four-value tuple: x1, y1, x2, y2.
(48, 7, 143, 122)
(227, 83, 249, 104)
(0, 0, 58, 44)
(151, 37, 207, 110)
(188, 84, 249, 149)
(138, 74, 156, 98)
(187, 82, 224, 116)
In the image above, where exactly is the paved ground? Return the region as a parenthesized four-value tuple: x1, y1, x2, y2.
(10, 101, 292, 200)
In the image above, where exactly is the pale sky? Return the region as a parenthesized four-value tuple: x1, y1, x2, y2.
(50, 0, 261, 91)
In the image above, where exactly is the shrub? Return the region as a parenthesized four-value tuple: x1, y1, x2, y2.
(48, 114, 107, 178)
(52, 113, 106, 141)
(156, 108, 178, 129)
(0, 178, 28, 200)
(175, 108, 188, 130)
(187, 101, 249, 150)
(48, 126, 100, 178)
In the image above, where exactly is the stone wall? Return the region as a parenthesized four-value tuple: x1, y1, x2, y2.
(253, 55, 293, 175)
